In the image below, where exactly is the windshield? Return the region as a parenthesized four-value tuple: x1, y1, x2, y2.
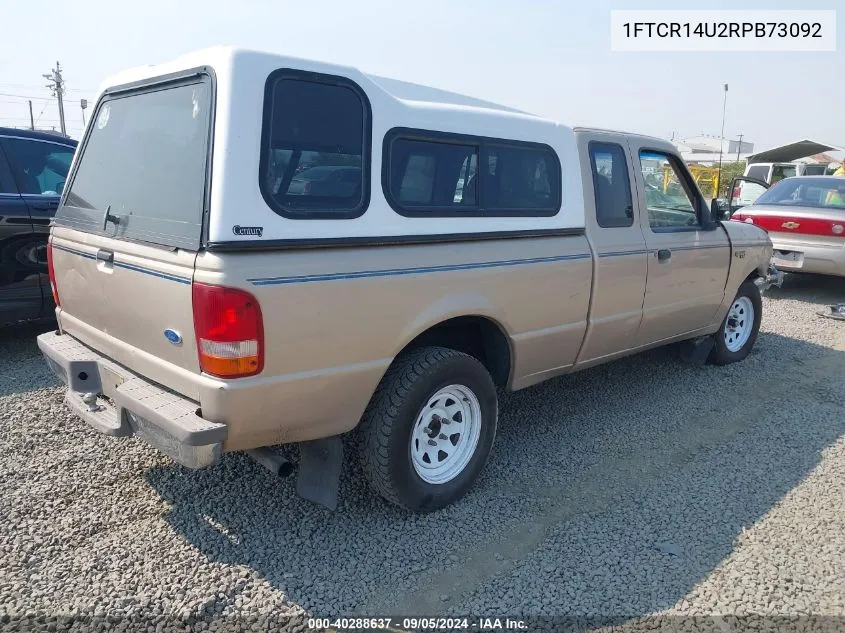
(57, 77, 212, 250)
(755, 177, 845, 210)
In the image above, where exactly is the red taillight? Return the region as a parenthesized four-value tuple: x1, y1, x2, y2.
(732, 184, 741, 200)
(192, 283, 264, 378)
(46, 240, 60, 307)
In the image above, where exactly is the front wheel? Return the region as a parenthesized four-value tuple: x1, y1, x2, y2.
(709, 280, 762, 365)
(359, 346, 498, 512)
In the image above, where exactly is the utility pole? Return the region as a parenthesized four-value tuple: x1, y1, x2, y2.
(716, 83, 728, 196)
(28, 100, 34, 130)
(736, 133, 744, 162)
(43, 61, 66, 136)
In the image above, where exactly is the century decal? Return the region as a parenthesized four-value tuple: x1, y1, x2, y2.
(232, 225, 264, 237)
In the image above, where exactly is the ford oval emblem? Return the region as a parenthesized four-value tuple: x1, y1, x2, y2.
(163, 329, 182, 345)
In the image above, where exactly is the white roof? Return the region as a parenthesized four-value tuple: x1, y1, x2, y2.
(97, 45, 553, 128)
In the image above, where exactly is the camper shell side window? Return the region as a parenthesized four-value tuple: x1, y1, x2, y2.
(258, 69, 372, 220)
(382, 127, 561, 218)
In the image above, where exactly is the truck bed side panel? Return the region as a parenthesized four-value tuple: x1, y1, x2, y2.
(194, 234, 592, 450)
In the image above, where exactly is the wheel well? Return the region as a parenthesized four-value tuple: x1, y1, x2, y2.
(400, 316, 512, 387)
(744, 270, 761, 282)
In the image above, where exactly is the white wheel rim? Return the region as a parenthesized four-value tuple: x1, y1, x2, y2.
(410, 384, 482, 485)
(724, 296, 754, 352)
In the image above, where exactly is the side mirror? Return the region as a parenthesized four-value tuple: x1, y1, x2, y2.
(711, 198, 728, 221)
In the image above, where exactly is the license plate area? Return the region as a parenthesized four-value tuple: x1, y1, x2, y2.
(772, 250, 803, 267)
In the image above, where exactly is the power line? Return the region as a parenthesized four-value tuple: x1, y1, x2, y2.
(33, 97, 54, 126)
(0, 99, 44, 105)
(0, 83, 98, 92)
(0, 92, 52, 101)
(0, 116, 62, 121)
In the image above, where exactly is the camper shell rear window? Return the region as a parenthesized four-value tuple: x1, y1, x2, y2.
(258, 69, 372, 220)
(56, 71, 214, 250)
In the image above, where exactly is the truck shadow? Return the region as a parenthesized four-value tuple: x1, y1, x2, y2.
(144, 326, 845, 620)
(0, 319, 59, 398)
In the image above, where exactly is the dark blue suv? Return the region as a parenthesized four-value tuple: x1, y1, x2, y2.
(0, 128, 77, 325)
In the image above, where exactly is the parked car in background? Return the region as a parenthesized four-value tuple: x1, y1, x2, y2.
(286, 165, 362, 198)
(733, 162, 830, 209)
(729, 175, 845, 277)
(0, 128, 76, 325)
(744, 162, 809, 184)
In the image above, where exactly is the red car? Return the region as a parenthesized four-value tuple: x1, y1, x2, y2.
(728, 175, 845, 278)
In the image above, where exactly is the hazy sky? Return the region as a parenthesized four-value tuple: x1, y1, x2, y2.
(1, 0, 842, 153)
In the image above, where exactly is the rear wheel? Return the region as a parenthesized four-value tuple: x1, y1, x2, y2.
(359, 346, 498, 512)
(709, 280, 762, 365)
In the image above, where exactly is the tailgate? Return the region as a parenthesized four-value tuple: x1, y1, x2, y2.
(51, 229, 201, 397)
(49, 72, 213, 399)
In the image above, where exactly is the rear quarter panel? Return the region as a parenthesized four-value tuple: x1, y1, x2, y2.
(194, 235, 592, 450)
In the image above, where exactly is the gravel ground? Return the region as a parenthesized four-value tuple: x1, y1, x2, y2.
(1, 273, 845, 632)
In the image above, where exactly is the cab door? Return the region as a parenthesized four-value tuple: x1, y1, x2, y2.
(628, 143, 730, 345)
(575, 132, 649, 364)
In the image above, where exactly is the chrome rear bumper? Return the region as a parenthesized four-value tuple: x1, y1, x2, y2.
(37, 330, 226, 468)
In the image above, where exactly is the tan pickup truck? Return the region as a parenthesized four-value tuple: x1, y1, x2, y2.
(37, 47, 782, 512)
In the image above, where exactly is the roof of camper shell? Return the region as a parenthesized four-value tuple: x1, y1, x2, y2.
(94, 45, 558, 127)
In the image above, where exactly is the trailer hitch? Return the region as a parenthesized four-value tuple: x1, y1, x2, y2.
(754, 264, 784, 293)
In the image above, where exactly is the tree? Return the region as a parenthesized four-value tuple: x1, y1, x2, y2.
(715, 161, 746, 198)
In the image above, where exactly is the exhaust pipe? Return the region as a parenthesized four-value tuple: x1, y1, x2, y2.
(246, 447, 295, 478)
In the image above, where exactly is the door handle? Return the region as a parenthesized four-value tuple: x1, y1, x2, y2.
(31, 201, 59, 211)
(657, 249, 672, 262)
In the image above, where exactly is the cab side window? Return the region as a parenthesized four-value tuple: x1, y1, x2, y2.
(589, 142, 633, 228)
(639, 151, 701, 231)
(2, 138, 74, 196)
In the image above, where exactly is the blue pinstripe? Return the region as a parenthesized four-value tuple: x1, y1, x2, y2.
(249, 253, 592, 286)
(52, 243, 192, 285)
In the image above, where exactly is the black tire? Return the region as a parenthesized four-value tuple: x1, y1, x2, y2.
(359, 346, 498, 512)
(709, 280, 762, 365)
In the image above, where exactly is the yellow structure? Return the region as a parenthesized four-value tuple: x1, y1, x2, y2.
(662, 164, 722, 199)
